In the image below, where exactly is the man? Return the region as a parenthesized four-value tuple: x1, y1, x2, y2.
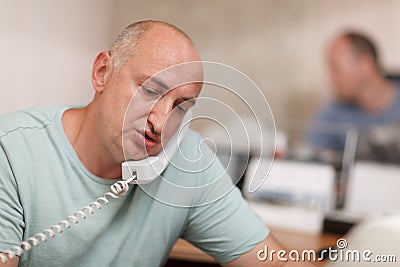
(308, 32, 400, 152)
(0, 20, 313, 266)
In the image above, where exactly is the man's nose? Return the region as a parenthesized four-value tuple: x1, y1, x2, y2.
(147, 97, 174, 134)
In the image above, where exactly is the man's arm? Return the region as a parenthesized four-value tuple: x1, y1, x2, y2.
(0, 144, 23, 267)
(0, 256, 18, 267)
(223, 234, 316, 267)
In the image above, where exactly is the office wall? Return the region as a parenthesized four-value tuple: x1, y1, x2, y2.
(2, 0, 400, 128)
(113, 0, 400, 131)
(0, 0, 116, 114)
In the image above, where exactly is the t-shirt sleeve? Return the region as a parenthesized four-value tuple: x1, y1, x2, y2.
(182, 187, 269, 263)
(0, 143, 24, 251)
(181, 136, 269, 263)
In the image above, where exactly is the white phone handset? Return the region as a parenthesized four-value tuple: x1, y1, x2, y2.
(121, 110, 192, 184)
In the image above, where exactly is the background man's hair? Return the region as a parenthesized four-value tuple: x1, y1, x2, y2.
(110, 20, 193, 70)
(344, 31, 381, 71)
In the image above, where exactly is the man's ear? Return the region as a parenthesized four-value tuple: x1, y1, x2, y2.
(360, 54, 377, 74)
(92, 50, 113, 93)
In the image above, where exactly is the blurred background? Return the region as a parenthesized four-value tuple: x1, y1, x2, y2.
(2, 0, 400, 120)
(2, 1, 400, 266)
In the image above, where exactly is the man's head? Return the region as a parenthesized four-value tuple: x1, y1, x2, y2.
(109, 20, 195, 71)
(90, 20, 203, 163)
(328, 32, 381, 103)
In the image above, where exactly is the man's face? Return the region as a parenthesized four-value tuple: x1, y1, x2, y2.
(99, 27, 202, 162)
(122, 63, 203, 160)
(328, 38, 364, 103)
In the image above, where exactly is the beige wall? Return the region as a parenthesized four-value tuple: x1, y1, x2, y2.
(113, 0, 400, 130)
(0, 0, 116, 113)
(2, 0, 400, 128)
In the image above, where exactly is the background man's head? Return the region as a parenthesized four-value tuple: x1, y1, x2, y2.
(328, 31, 381, 103)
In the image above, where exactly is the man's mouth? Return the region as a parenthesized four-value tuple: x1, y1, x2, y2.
(137, 130, 160, 148)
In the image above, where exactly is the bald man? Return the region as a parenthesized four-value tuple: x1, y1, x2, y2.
(0, 21, 314, 267)
(308, 32, 400, 152)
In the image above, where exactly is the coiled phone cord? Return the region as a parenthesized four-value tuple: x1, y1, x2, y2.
(0, 175, 136, 264)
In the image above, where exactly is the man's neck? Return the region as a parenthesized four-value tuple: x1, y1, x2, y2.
(357, 76, 396, 114)
(62, 104, 122, 179)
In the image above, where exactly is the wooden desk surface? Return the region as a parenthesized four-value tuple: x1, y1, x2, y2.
(169, 228, 341, 266)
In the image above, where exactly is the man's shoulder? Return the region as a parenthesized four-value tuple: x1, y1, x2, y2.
(180, 128, 201, 145)
(178, 128, 213, 157)
(173, 128, 203, 160)
(318, 101, 359, 121)
(392, 83, 400, 107)
(0, 106, 65, 138)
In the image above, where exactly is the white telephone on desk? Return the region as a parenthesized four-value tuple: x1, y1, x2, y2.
(0, 111, 191, 264)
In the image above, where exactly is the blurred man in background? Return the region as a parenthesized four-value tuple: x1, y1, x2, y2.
(308, 32, 400, 154)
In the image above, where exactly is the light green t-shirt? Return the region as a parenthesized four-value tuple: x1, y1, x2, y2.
(0, 106, 269, 266)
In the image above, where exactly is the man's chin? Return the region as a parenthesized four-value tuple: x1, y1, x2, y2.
(123, 148, 148, 161)
(145, 146, 163, 157)
(123, 147, 162, 161)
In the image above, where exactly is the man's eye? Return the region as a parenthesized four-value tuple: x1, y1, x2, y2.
(142, 86, 158, 96)
(174, 102, 190, 113)
(176, 105, 187, 113)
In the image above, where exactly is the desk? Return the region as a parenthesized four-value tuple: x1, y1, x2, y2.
(169, 228, 341, 266)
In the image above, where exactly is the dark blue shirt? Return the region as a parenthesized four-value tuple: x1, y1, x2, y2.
(308, 83, 400, 151)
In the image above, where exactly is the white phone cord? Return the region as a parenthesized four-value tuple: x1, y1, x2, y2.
(0, 176, 136, 264)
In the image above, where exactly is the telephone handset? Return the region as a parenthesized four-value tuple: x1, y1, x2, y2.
(121, 110, 191, 184)
(0, 111, 192, 264)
